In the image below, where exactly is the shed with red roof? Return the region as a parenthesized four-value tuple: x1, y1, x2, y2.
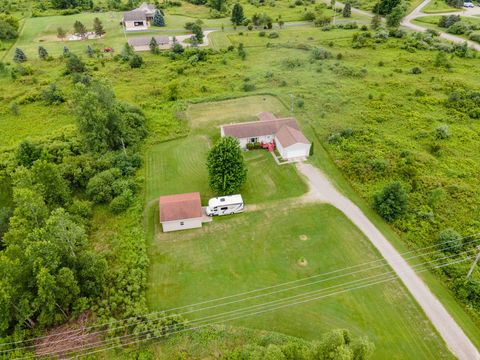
(159, 192, 203, 232)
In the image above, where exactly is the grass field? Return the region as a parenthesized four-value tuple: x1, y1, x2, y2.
(413, 15, 480, 42)
(146, 204, 453, 359)
(186, 95, 289, 127)
(422, 0, 462, 13)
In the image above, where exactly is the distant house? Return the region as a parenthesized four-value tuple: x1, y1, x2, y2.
(123, 3, 156, 31)
(128, 35, 170, 51)
(159, 192, 203, 232)
(221, 113, 311, 160)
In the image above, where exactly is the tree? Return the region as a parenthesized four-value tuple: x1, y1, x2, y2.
(373, 182, 408, 222)
(16, 141, 41, 167)
(191, 23, 204, 43)
(437, 228, 463, 253)
(63, 46, 70, 57)
(93, 17, 105, 37)
(0, 207, 12, 242)
(30, 160, 71, 209)
(209, 0, 226, 11)
(38, 46, 49, 60)
(57, 27, 67, 41)
(86, 44, 94, 57)
(66, 53, 86, 73)
(371, 13, 381, 30)
(129, 54, 144, 68)
(207, 136, 247, 194)
(153, 9, 165, 27)
(386, 4, 405, 28)
(171, 39, 184, 54)
(149, 37, 159, 54)
(13, 48, 26, 63)
(231, 3, 245, 26)
(42, 83, 65, 104)
(0, 14, 19, 40)
(238, 42, 246, 60)
(73, 20, 87, 38)
(343, 2, 351, 18)
(373, 0, 400, 15)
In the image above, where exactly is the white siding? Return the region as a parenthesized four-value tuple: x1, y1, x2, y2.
(275, 137, 310, 159)
(236, 135, 274, 149)
(161, 218, 202, 232)
(125, 20, 148, 31)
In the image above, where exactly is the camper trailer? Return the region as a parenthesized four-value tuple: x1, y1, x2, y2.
(206, 195, 244, 216)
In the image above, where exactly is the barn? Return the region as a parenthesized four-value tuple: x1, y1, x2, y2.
(220, 112, 311, 160)
(159, 192, 203, 232)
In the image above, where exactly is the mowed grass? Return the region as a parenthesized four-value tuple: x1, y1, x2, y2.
(186, 95, 289, 127)
(144, 135, 307, 206)
(147, 204, 453, 359)
(422, 0, 462, 13)
(8, 11, 126, 58)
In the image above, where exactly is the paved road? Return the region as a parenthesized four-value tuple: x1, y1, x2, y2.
(402, 0, 480, 50)
(296, 162, 480, 360)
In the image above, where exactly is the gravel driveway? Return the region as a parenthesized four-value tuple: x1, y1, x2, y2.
(296, 162, 480, 360)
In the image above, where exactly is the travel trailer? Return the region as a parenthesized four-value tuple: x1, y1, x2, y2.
(206, 195, 244, 216)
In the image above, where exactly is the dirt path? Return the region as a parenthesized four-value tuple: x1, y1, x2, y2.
(295, 162, 480, 360)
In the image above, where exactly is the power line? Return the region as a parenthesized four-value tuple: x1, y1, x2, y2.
(71, 255, 474, 359)
(4, 237, 477, 354)
(23, 253, 474, 359)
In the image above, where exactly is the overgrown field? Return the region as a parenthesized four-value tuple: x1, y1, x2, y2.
(1, 14, 480, 357)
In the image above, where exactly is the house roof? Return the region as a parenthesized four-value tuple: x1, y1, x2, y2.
(257, 112, 277, 121)
(137, 2, 156, 14)
(275, 125, 310, 148)
(222, 118, 300, 139)
(123, 10, 147, 22)
(159, 192, 202, 222)
(128, 35, 170, 47)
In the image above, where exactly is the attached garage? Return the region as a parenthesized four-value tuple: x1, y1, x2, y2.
(275, 125, 311, 160)
(159, 192, 203, 232)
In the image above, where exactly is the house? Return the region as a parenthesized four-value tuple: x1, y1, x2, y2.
(123, 3, 156, 31)
(159, 192, 203, 232)
(220, 113, 311, 160)
(128, 35, 170, 51)
(123, 10, 148, 31)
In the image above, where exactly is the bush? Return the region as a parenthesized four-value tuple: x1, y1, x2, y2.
(268, 32, 279, 38)
(86, 168, 122, 203)
(109, 190, 134, 213)
(410, 66, 422, 74)
(259, 31, 266, 37)
(437, 228, 462, 253)
(242, 82, 256, 91)
(373, 182, 408, 222)
(66, 53, 86, 74)
(447, 22, 471, 35)
(129, 54, 144, 68)
(435, 125, 450, 139)
(311, 47, 332, 60)
(42, 83, 65, 104)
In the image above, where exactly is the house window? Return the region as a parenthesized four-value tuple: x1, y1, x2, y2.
(250, 138, 256, 143)
(134, 21, 144, 26)
(180, 221, 184, 226)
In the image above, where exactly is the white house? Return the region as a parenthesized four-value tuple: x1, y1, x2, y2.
(123, 3, 157, 31)
(123, 10, 148, 31)
(220, 113, 311, 160)
(159, 192, 203, 232)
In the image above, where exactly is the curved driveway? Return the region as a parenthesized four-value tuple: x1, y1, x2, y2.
(296, 162, 480, 360)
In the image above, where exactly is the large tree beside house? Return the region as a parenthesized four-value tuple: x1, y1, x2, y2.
(207, 136, 247, 195)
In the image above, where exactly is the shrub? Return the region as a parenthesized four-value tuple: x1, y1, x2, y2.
(410, 66, 422, 74)
(242, 82, 256, 91)
(311, 47, 332, 60)
(437, 228, 462, 253)
(129, 54, 144, 68)
(438, 15, 460, 28)
(86, 168, 122, 203)
(109, 190, 134, 213)
(435, 125, 450, 139)
(373, 182, 408, 222)
(66, 54, 86, 74)
(303, 11, 316, 21)
(42, 83, 65, 105)
(447, 22, 471, 35)
(268, 31, 279, 38)
(259, 31, 266, 37)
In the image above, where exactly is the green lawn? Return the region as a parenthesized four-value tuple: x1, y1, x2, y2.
(7, 11, 126, 59)
(146, 204, 453, 359)
(186, 95, 289, 127)
(422, 0, 462, 13)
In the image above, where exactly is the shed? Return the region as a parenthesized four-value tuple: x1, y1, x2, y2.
(127, 35, 170, 51)
(123, 10, 148, 31)
(159, 192, 203, 232)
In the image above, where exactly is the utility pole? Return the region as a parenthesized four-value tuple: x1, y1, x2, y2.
(466, 245, 480, 279)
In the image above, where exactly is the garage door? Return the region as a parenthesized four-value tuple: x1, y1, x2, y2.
(286, 148, 308, 159)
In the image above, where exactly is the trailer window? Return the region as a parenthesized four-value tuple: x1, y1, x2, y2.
(180, 221, 184, 226)
(221, 207, 228, 211)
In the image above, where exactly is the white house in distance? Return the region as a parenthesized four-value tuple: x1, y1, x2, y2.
(159, 192, 204, 232)
(220, 112, 311, 160)
(123, 3, 156, 31)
